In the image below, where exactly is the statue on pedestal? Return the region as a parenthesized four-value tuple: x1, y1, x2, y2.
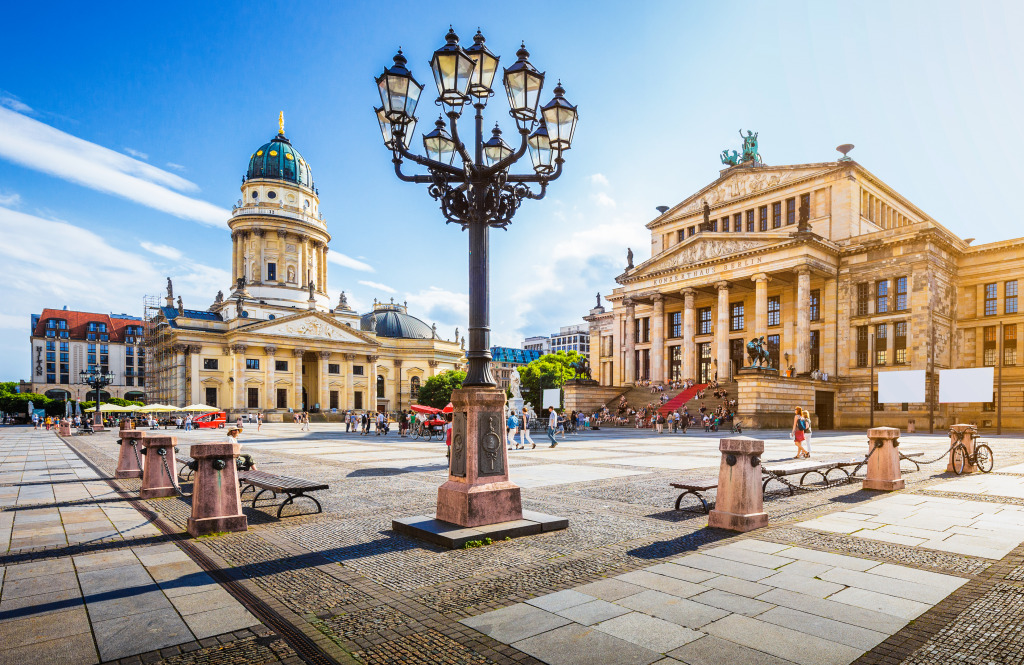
(166, 277, 174, 299)
(626, 247, 634, 270)
(307, 280, 315, 300)
(176, 296, 184, 316)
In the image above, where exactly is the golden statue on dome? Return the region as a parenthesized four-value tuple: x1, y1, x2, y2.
(278, 111, 285, 136)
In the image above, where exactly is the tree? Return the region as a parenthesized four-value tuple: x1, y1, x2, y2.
(416, 370, 465, 408)
(0, 392, 51, 417)
(519, 351, 584, 409)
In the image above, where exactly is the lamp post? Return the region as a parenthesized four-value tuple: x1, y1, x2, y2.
(375, 28, 577, 531)
(80, 368, 115, 429)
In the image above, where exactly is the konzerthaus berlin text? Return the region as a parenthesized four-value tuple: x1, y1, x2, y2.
(586, 141, 1023, 430)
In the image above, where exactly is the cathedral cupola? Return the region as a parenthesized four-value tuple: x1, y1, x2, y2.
(244, 112, 315, 191)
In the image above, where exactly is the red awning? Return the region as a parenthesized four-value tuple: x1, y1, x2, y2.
(410, 404, 441, 415)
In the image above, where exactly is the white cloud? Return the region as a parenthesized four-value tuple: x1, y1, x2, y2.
(405, 286, 469, 328)
(0, 92, 32, 114)
(0, 106, 230, 227)
(357, 280, 396, 294)
(589, 173, 610, 188)
(0, 313, 26, 330)
(165, 162, 186, 172)
(327, 251, 374, 272)
(0, 191, 20, 206)
(140, 241, 183, 261)
(593, 191, 617, 208)
(123, 147, 149, 160)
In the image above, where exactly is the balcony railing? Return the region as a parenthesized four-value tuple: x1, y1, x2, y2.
(231, 205, 324, 227)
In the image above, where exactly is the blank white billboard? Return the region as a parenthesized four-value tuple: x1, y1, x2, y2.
(939, 367, 994, 403)
(878, 370, 926, 403)
(543, 388, 561, 409)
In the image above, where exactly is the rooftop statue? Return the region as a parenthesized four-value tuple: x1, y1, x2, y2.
(721, 130, 763, 166)
(166, 277, 173, 299)
(626, 247, 634, 270)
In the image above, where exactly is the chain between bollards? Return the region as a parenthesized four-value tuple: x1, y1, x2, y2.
(156, 447, 187, 497)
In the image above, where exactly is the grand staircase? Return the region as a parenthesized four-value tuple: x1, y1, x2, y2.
(658, 383, 707, 415)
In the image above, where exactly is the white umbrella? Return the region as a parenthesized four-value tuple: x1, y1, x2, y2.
(182, 404, 217, 412)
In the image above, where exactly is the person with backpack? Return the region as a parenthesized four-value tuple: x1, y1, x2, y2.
(791, 406, 810, 458)
(801, 408, 813, 456)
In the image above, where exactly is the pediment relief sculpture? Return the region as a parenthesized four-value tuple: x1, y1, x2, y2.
(659, 239, 767, 271)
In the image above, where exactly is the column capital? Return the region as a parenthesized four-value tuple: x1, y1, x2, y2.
(173, 343, 189, 354)
(252, 228, 265, 238)
(623, 297, 635, 309)
(428, 359, 439, 367)
(231, 343, 247, 353)
(344, 353, 356, 361)
(795, 266, 812, 276)
(221, 346, 231, 356)
(292, 348, 307, 357)
(651, 293, 665, 303)
(276, 229, 288, 239)
(393, 358, 403, 367)
(318, 350, 332, 360)
(187, 344, 203, 353)
(714, 280, 730, 291)
(367, 355, 379, 363)
(751, 272, 771, 283)
(264, 345, 277, 356)
(680, 287, 697, 297)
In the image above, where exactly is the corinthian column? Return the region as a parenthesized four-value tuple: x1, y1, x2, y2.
(650, 294, 665, 384)
(232, 344, 247, 410)
(682, 289, 696, 381)
(796, 267, 811, 375)
(264, 346, 277, 409)
(715, 281, 730, 380)
(623, 299, 636, 384)
(752, 272, 770, 342)
(319, 351, 331, 411)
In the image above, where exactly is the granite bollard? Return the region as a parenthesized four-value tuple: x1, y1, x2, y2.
(186, 442, 247, 537)
(708, 436, 768, 532)
(58, 419, 72, 437)
(116, 429, 146, 479)
(140, 435, 178, 498)
(863, 427, 904, 491)
(947, 423, 978, 474)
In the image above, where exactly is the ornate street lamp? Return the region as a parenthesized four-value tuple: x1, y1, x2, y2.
(375, 27, 577, 536)
(80, 368, 115, 429)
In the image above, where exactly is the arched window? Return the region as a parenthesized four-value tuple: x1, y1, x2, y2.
(377, 375, 385, 398)
(410, 376, 421, 396)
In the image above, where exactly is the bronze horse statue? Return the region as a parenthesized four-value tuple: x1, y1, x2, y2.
(746, 336, 771, 369)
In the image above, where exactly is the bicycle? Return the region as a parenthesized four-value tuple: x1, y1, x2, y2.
(950, 427, 994, 475)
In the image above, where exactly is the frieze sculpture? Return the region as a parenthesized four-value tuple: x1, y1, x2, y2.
(666, 239, 765, 269)
(745, 336, 773, 370)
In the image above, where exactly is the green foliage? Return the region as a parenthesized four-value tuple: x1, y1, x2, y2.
(416, 370, 466, 408)
(0, 382, 18, 395)
(0, 392, 51, 416)
(107, 398, 144, 407)
(462, 536, 496, 549)
(518, 351, 584, 409)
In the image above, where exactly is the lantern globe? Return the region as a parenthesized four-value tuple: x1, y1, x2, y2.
(528, 121, 554, 174)
(540, 81, 578, 151)
(502, 43, 545, 122)
(376, 49, 424, 124)
(482, 124, 513, 166)
(422, 117, 456, 165)
(465, 29, 499, 99)
(430, 27, 476, 107)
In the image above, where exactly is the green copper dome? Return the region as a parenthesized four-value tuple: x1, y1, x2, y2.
(246, 133, 315, 190)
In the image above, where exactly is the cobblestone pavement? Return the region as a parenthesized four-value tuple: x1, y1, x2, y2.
(6, 423, 1024, 664)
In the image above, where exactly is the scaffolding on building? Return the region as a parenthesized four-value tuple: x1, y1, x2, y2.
(143, 294, 181, 406)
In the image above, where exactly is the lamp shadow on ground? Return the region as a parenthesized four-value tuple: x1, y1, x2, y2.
(625, 528, 732, 560)
(346, 464, 448, 478)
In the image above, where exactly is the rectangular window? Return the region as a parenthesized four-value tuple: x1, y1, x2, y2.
(247, 387, 259, 408)
(688, 226, 696, 237)
(767, 296, 780, 326)
(767, 334, 780, 369)
(267, 262, 277, 281)
(983, 326, 997, 366)
(47, 373, 56, 383)
(353, 365, 364, 376)
(786, 197, 796, 225)
(809, 330, 820, 372)
(734, 213, 743, 233)
(277, 388, 288, 409)
(245, 358, 260, 370)
(275, 360, 288, 371)
(46, 340, 55, 351)
(126, 377, 134, 386)
(810, 289, 820, 322)
(895, 276, 908, 311)
(895, 321, 908, 365)
(635, 317, 650, 343)
(354, 391, 363, 410)
(856, 326, 869, 367)
(203, 358, 218, 370)
(984, 283, 998, 316)
(328, 363, 340, 374)
(746, 209, 755, 232)
(800, 193, 810, 223)
(1006, 324, 1018, 366)
(1007, 280, 1018, 314)
(46, 351, 55, 362)
(677, 230, 685, 243)
(730, 302, 744, 331)
(876, 280, 889, 314)
(772, 202, 781, 228)
(670, 311, 682, 338)
(60, 342, 68, 352)
(698, 307, 713, 335)
(857, 282, 870, 316)
(710, 218, 718, 232)
(330, 390, 339, 410)
(875, 323, 887, 365)
(720, 217, 728, 232)
(759, 205, 768, 231)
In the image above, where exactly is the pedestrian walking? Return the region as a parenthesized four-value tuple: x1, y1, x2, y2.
(791, 406, 809, 458)
(801, 408, 812, 456)
(257, 412, 263, 432)
(301, 411, 310, 431)
(507, 410, 518, 449)
(547, 406, 558, 447)
(520, 408, 536, 449)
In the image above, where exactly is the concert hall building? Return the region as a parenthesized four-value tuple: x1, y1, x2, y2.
(586, 145, 1024, 430)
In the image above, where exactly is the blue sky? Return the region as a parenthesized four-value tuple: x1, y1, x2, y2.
(2, 0, 1023, 380)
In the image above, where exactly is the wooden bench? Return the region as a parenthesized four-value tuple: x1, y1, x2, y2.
(238, 470, 329, 518)
(670, 477, 719, 514)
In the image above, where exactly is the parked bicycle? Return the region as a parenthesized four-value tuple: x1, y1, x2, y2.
(950, 427, 994, 475)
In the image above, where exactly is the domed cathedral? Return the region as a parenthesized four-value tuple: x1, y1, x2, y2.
(147, 114, 464, 420)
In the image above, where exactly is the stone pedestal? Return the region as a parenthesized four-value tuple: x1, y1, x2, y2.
(140, 435, 178, 498)
(947, 424, 978, 473)
(186, 442, 247, 537)
(119, 419, 135, 431)
(708, 436, 769, 532)
(863, 427, 904, 491)
(436, 386, 523, 527)
(116, 429, 146, 479)
(58, 421, 72, 437)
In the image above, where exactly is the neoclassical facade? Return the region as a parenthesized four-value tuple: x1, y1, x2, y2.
(587, 148, 1024, 430)
(148, 120, 463, 418)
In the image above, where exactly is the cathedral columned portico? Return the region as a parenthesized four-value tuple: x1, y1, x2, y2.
(588, 138, 1024, 430)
